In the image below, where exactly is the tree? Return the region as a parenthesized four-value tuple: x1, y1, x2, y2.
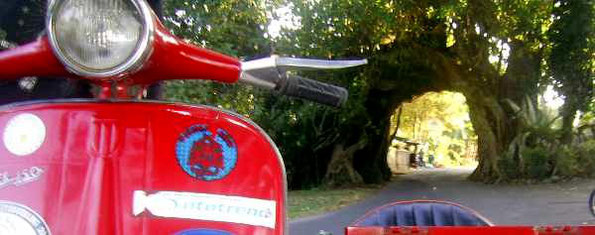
(549, 0, 595, 144)
(162, 0, 365, 188)
(280, 0, 555, 183)
(162, 0, 277, 121)
(277, 0, 447, 184)
(437, 0, 552, 181)
(163, 0, 594, 186)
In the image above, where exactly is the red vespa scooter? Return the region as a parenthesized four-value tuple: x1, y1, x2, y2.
(4, 1, 594, 235)
(0, 0, 365, 234)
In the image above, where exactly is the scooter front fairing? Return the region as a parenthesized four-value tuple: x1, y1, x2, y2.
(0, 101, 287, 235)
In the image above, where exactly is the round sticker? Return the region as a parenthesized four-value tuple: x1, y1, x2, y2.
(3, 113, 46, 156)
(0, 201, 51, 235)
(176, 125, 238, 181)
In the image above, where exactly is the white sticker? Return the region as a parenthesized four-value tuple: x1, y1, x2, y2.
(0, 201, 51, 235)
(133, 190, 277, 229)
(3, 113, 46, 156)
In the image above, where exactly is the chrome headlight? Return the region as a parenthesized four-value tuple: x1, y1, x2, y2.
(47, 0, 154, 77)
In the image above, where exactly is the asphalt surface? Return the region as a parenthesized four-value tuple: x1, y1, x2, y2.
(289, 168, 595, 235)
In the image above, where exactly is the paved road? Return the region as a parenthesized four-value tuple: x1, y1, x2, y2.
(289, 168, 595, 234)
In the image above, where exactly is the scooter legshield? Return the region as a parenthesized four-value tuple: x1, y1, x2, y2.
(0, 101, 287, 235)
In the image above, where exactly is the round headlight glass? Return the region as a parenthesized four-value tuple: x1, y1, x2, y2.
(47, 0, 153, 77)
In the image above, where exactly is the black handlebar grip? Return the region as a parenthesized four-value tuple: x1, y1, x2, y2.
(276, 75, 348, 107)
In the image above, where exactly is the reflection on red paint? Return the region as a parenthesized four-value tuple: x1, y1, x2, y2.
(0, 101, 286, 235)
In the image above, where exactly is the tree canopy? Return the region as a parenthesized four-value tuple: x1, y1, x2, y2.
(162, 0, 594, 187)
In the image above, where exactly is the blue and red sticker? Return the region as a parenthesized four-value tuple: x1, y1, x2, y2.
(176, 125, 237, 181)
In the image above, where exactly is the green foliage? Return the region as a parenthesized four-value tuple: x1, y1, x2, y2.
(500, 139, 595, 181)
(499, 96, 559, 180)
(556, 140, 595, 178)
(549, 0, 594, 113)
(162, 0, 594, 186)
(162, 0, 277, 116)
(548, 0, 595, 144)
(577, 140, 595, 177)
(555, 146, 580, 177)
(163, 0, 275, 57)
(498, 156, 521, 180)
(522, 147, 551, 179)
(499, 97, 595, 180)
(161, 0, 373, 189)
(259, 79, 371, 188)
(395, 91, 476, 167)
(506, 96, 561, 146)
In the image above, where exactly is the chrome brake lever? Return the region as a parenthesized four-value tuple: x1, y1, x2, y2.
(242, 55, 367, 71)
(239, 55, 367, 90)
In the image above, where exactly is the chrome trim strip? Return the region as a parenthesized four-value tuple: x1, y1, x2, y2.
(0, 200, 52, 235)
(240, 55, 279, 71)
(46, 0, 155, 78)
(238, 72, 277, 90)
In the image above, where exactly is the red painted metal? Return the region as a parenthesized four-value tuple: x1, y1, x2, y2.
(0, 18, 242, 95)
(345, 226, 595, 235)
(130, 20, 242, 85)
(0, 101, 286, 235)
(0, 37, 70, 80)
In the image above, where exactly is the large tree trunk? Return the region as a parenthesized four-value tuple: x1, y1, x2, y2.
(389, 107, 403, 141)
(459, 71, 533, 182)
(323, 140, 367, 187)
(440, 37, 540, 182)
(427, 45, 531, 182)
(559, 99, 578, 144)
(353, 89, 397, 184)
(465, 95, 506, 181)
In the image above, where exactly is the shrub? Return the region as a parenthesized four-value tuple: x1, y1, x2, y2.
(522, 147, 552, 179)
(554, 146, 579, 177)
(498, 154, 521, 180)
(553, 140, 595, 178)
(576, 140, 595, 177)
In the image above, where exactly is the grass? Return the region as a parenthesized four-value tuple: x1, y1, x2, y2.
(288, 185, 382, 219)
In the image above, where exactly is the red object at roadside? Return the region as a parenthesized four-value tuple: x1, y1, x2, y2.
(346, 226, 595, 235)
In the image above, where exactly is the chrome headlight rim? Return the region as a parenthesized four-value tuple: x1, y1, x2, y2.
(46, 0, 155, 78)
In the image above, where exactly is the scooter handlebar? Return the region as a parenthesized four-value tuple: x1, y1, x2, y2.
(239, 56, 366, 107)
(277, 75, 348, 107)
